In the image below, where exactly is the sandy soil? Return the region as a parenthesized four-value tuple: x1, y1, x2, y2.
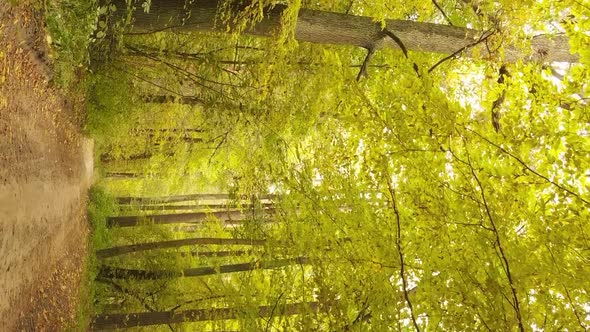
(0, 2, 93, 330)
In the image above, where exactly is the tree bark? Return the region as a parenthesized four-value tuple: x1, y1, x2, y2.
(96, 237, 266, 259)
(116, 193, 276, 204)
(120, 202, 275, 211)
(111, 0, 578, 63)
(173, 249, 253, 258)
(107, 209, 275, 227)
(90, 301, 319, 330)
(97, 257, 309, 280)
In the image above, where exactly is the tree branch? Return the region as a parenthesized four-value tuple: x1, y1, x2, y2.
(467, 128, 590, 205)
(460, 139, 525, 332)
(356, 47, 376, 80)
(431, 0, 454, 26)
(382, 29, 421, 75)
(384, 172, 421, 332)
(428, 29, 495, 73)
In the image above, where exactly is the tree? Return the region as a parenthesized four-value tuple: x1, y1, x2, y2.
(111, 0, 578, 63)
(96, 237, 266, 258)
(91, 301, 320, 330)
(116, 193, 276, 204)
(89, 0, 589, 330)
(97, 256, 309, 280)
(107, 208, 275, 227)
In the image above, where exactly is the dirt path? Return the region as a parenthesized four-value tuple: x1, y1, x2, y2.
(0, 2, 93, 330)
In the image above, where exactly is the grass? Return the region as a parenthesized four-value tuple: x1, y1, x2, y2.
(70, 184, 117, 330)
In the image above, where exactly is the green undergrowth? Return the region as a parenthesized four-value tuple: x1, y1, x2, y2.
(87, 184, 118, 250)
(84, 65, 137, 141)
(44, 0, 99, 88)
(71, 184, 118, 329)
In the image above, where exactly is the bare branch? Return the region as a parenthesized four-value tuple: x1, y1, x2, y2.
(356, 47, 376, 80)
(382, 29, 421, 75)
(428, 29, 495, 73)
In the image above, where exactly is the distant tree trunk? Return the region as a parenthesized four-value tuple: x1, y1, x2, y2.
(100, 151, 153, 163)
(110, 0, 578, 63)
(96, 237, 266, 259)
(120, 202, 275, 211)
(116, 193, 276, 204)
(136, 128, 204, 133)
(107, 208, 275, 227)
(142, 94, 205, 105)
(148, 134, 204, 145)
(97, 257, 309, 280)
(173, 249, 252, 258)
(105, 171, 143, 179)
(91, 301, 319, 330)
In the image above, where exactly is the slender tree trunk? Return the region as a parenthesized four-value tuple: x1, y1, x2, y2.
(107, 208, 275, 227)
(100, 151, 153, 163)
(148, 134, 204, 144)
(172, 249, 252, 258)
(142, 94, 205, 105)
(111, 0, 577, 63)
(97, 257, 309, 280)
(120, 202, 275, 211)
(105, 171, 143, 179)
(116, 193, 276, 204)
(91, 301, 319, 330)
(96, 237, 266, 259)
(136, 128, 204, 133)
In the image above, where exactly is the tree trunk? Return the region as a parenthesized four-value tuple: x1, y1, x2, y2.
(120, 202, 275, 211)
(97, 257, 309, 280)
(100, 151, 153, 163)
(111, 0, 577, 63)
(90, 301, 319, 330)
(96, 237, 266, 259)
(116, 193, 276, 204)
(105, 171, 143, 179)
(173, 249, 253, 258)
(142, 94, 206, 106)
(107, 208, 275, 227)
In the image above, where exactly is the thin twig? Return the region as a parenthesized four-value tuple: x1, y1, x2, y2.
(545, 244, 588, 330)
(431, 0, 454, 25)
(428, 30, 495, 73)
(572, 0, 590, 11)
(207, 131, 229, 165)
(264, 293, 284, 332)
(461, 139, 525, 332)
(114, 64, 184, 98)
(357, 48, 376, 80)
(468, 128, 590, 205)
(384, 173, 421, 332)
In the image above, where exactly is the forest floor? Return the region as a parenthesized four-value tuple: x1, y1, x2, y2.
(0, 2, 93, 330)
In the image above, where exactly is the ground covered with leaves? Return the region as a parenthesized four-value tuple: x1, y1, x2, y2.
(0, 1, 92, 330)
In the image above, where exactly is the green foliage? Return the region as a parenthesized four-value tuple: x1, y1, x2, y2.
(69, 185, 117, 329)
(69, 252, 96, 331)
(87, 184, 117, 249)
(44, 0, 100, 88)
(82, 0, 590, 329)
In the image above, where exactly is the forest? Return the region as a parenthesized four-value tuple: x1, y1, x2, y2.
(5, 0, 589, 330)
